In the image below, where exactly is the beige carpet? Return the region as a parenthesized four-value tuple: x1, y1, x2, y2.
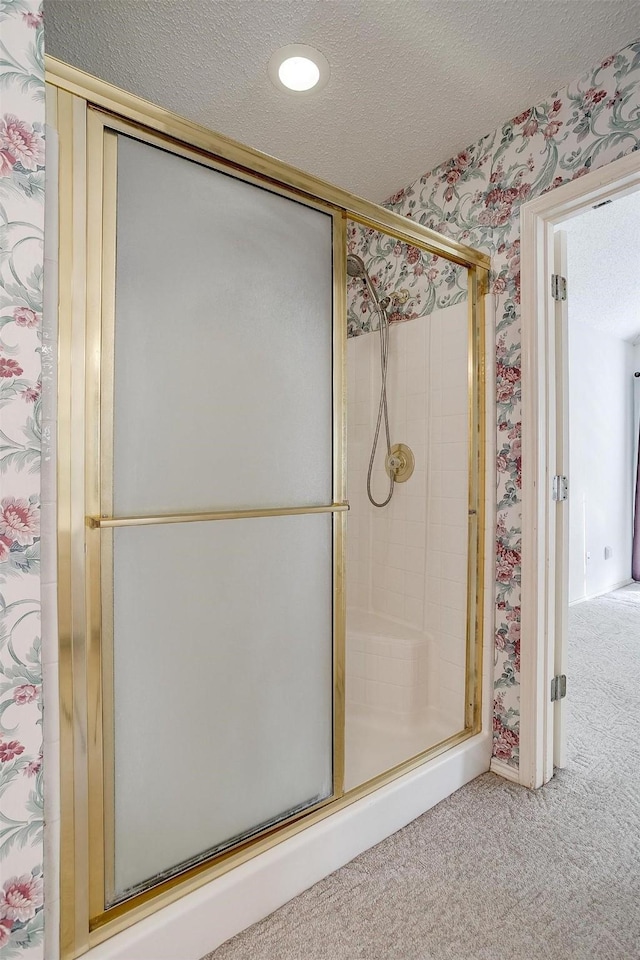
(203, 588, 640, 960)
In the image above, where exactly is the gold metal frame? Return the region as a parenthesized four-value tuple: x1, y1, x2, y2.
(84, 105, 347, 920)
(466, 269, 487, 733)
(48, 56, 490, 960)
(87, 504, 349, 529)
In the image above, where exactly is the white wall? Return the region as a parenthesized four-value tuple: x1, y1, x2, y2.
(568, 322, 636, 602)
(634, 345, 640, 501)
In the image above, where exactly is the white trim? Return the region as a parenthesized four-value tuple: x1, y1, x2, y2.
(569, 578, 634, 605)
(520, 204, 553, 789)
(80, 733, 491, 960)
(520, 149, 640, 790)
(489, 758, 520, 783)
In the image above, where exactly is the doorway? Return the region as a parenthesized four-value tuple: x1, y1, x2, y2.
(520, 149, 640, 789)
(555, 195, 640, 769)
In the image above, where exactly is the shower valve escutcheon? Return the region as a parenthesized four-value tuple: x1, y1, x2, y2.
(385, 443, 415, 483)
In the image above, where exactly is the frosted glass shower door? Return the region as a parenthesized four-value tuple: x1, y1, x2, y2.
(97, 130, 340, 906)
(112, 136, 333, 516)
(110, 515, 333, 901)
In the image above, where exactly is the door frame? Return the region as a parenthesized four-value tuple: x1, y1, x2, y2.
(520, 148, 640, 789)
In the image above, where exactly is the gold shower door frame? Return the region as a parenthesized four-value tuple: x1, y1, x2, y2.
(85, 109, 349, 921)
(48, 57, 490, 960)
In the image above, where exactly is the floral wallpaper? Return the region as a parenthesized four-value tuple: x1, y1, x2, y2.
(367, 38, 640, 767)
(0, 1, 45, 957)
(346, 220, 467, 337)
(0, 17, 635, 956)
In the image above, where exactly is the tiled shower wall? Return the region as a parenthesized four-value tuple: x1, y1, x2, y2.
(427, 304, 469, 716)
(346, 297, 469, 721)
(347, 321, 429, 626)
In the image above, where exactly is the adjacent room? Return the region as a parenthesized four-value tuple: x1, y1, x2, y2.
(555, 193, 640, 771)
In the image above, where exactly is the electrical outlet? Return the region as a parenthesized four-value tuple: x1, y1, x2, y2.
(604, 546, 613, 560)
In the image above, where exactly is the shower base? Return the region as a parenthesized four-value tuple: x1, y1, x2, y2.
(344, 607, 463, 791)
(345, 704, 460, 792)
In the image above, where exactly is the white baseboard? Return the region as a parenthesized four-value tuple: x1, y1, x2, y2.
(569, 578, 633, 606)
(490, 757, 521, 784)
(83, 732, 491, 960)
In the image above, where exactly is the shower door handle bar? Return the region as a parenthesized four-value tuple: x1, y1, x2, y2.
(87, 502, 350, 529)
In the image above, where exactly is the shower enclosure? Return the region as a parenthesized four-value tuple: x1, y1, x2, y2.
(47, 57, 488, 959)
(345, 228, 476, 789)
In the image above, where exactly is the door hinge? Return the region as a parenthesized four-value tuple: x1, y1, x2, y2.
(552, 475, 568, 501)
(551, 674, 567, 702)
(551, 274, 567, 301)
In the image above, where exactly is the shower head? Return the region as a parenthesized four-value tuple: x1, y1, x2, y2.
(346, 254, 367, 279)
(347, 253, 390, 318)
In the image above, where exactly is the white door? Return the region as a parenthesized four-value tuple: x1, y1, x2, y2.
(553, 229, 569, 769)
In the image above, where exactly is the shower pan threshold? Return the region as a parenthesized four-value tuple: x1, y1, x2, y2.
(78, 732, 490, 960)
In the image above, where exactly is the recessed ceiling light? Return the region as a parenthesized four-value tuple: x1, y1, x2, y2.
(269, 44, 330, 94)
(279, 56, 319, 91)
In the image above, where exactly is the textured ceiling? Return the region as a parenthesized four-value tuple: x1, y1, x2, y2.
(563, 190, 640, 343)
(44, 1, 640, 202)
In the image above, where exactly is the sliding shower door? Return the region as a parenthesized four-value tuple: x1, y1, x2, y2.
(85, 118, 345, 911)
(53, 64, 487, 955)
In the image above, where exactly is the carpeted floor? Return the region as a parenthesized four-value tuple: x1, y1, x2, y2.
(203, 589, 640, 960)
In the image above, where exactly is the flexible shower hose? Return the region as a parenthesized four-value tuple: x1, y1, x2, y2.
(366, 293, 395, 508)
